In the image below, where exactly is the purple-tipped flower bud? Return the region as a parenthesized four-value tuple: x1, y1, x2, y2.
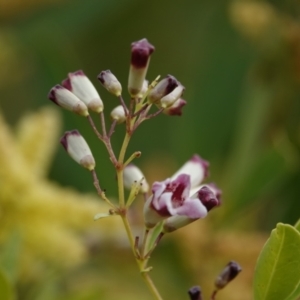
(163, 98, 187, 116)
(128, 38, 155, 96)
(123, 164, 149, 193)
(98, 70, 122, 97)
(188, 286, 203, 300)
(148, 75, 179, 104)
(110, 105, 126, 124)
(48, 85, 89, 116)
(215, 261, 242, 289)
(62, 70, 103, 113)
(60, 130, 95, 170)
(160, 84, 185, 108)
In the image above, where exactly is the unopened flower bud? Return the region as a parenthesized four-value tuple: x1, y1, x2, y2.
(123, 164, 149, 193)
(60, 130, 95, 170)
(48, 85, 89, 116)
(128, 38, 155, 96)
(148, 75, 179, 104)
(62, 70, 103, 113)
(110, 105, 126, 124)
(215, 261, 242, 289)
(140, 80, 149, 97)
(160, 84, 185, 108)
(188, 286, 203, 300)
(98, 70, 122, 97)
(163, 98, 187, 116)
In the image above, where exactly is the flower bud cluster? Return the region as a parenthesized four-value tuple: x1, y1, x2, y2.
(49, 71, 104, 115)
(47, 38, 189, 171)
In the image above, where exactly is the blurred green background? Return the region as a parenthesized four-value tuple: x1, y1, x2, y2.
(1, 0, 300, 299)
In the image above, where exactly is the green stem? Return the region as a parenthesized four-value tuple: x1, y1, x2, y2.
(117, 132, 131, 207)
(121, 216, 163, 300)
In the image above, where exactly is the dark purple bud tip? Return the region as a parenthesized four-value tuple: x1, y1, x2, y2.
(165, 75, 179, 94)
(97, 70, 112, 84)
(60, 130, 81, 151)
(188, 286, 202, 300)
(215, 261, 242, 289)
(198, 186, 219, 211)
(48, 85, 63, 104)
(61, 77, 72, 91)
(207, 182, 222, 204)
(131, 38, 155, 68)
(167, 99, 187, 116)
(73, 70, 85, 76)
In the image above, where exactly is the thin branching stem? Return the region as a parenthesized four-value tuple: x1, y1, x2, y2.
(118, 95, 129, 116)
(99, 111, 107, 137)
(91, 170, 115, 208)
(211, 290, 218, 300)
(87, 115, 103, 140)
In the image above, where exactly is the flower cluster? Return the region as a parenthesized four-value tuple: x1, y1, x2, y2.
(46, 38, 223, 299)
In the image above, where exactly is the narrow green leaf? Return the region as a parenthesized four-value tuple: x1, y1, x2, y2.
(0, 269, 14, 300)
(146, 222, 163, 254)
(294, 219, 300, 233)
(254, 223, 300, 300)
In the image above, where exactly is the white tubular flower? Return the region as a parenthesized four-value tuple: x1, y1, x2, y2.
(62, 70, 103, 113)
(148, 75, 179, 104)
(60, 130, 95, 170)
(110, 105, 126, 124)
(123, 164, 149, 194)
(48, 85, 89, 116)
(160, 84, 185, 108)
(98, 70, 122, 97)
(128, 38, 155, 96)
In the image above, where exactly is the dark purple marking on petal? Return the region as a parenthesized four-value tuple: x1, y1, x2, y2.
(206, 182, 222, 204)
(167, 99, 187, 116)
(170, 174, 190, 208)
(60, 130, 80, 151)
(97, 70, 111, 84)
(61, 77, 72, 91)
(164, 75, 179, 95)
(48, 85, 63, 105)
(198, 186, 219, 211)
(131, 38, 155, 68)
(151, 202, 172, 217)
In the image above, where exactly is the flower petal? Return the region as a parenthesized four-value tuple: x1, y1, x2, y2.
(171, 154, 209, 188)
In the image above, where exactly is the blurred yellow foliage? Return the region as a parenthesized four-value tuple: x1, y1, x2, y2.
(0, 106, 121, 280)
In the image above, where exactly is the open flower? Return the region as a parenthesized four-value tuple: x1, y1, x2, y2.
(143, 155, 221, 230)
